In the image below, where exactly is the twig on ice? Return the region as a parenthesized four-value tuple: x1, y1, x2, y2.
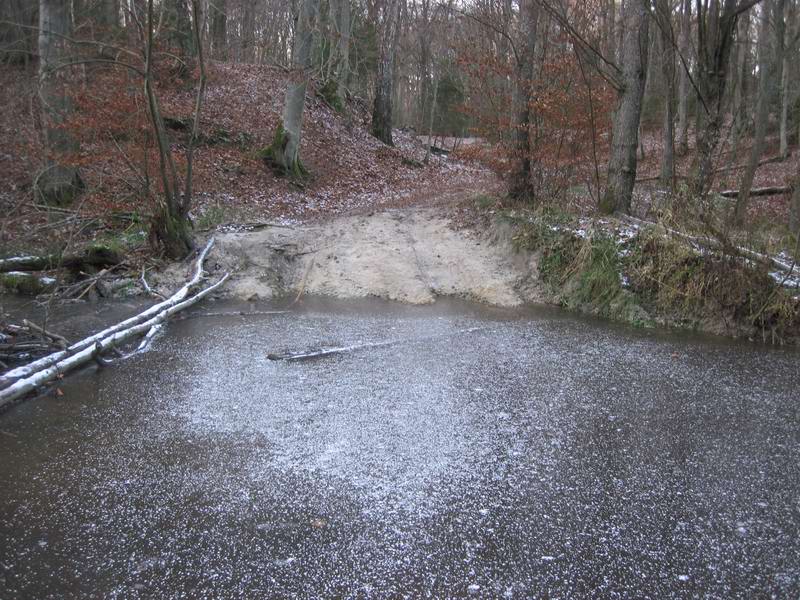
(267, 327, 486, 362)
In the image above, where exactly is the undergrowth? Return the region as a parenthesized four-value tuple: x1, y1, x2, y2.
(503, 208, 799, 343)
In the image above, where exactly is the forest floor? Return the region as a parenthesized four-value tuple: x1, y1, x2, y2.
(0, 61, 496, 261)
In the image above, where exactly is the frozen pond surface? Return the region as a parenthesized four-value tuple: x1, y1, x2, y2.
(1, 299, 799, 598)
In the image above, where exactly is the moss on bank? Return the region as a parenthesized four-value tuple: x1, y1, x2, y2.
(256, 123, 309, 182)
(0, 272, 56, 295)
(504, 208, 799, 343)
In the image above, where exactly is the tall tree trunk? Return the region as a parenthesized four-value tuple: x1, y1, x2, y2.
(144, 0, 200, 258)
(424, 74, 439, 164)
(210, 0, 227, 60)
(791, 164, 800, 235)
(600, 0, 649, 215)
(335, 0, 351, 100)
(677, 0, 691, 153)
(605, 0, 617, 62)
(371, 0, 403, 145)
(689, 2, 744, 202)
(508, 0, 539, 202)
(657, 0, 676, 189)
(241, 0, 255, 62)
(730, 9, 751, 162)
(779, 0, 794, 158)
(165, 0, 194, 56)
(37, 0, 83, 206)
(418, 1, 431, 129)
(735, 2, 773, 224)
(266, 0, 320, 176)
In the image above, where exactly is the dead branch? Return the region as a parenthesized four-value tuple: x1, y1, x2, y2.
(0, 272, 228, 409)
(0, 238, 217, 391)
(267, 327, 485, 362)
(623, 215, 796, 277)
(140, 267, 166, 299)
(22, 319, 69, 348)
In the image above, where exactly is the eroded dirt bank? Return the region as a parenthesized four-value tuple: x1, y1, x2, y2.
(156, 208, 543, 307)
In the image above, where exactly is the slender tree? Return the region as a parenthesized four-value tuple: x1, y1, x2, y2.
(508, 0, 540, 202)
(676, 0, 692, 153)
(655, 0, 677, 189)
(779, 0, 797, 158)
(263, 0, 320, 177)
(210, 0, 228, 60)
(372, 0, 404, 145)
(37, 0, 83, 205)
(334, 0, 351, 101)
(600, 0, 650, 214)
(735, 1, 773, 224)
(690, 0, 763, 201)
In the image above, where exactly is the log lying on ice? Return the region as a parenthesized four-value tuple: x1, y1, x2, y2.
(267, 327, 486, 362)
(718, 186, 792, 198)
(0, 238, 226, 409)
(0, 273, 228, 408)
(0, 238, 216, 388)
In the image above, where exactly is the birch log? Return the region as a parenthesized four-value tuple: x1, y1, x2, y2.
(0, 238, 217, 391)
(0, 273, 228, 409)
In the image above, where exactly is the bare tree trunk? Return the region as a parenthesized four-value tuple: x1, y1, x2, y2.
(779, 0, 795, 158)
(656, 0, 676, 189)
(371, 0, 403, 145)
(424, 75, 439, 164)
(730, 10, 751, 162)
(689, 2, 744, 202)
(335, 0, 351, 100)
(265, 0, 320, 176)
(37, 0, 83, 206)
(600, 0, 649, 215)
(735, 2, 773, 224)
(144, 0, 196, 258)
(791, 166, 800, 235)
(677, 0, 692, 153)
(210, 0, 227, 60)
(417, 0, 431, 129)
(605, 0, 617, 62)
(241, 0, 255, 62)
(165, 0, 194, 56)
(508, 0, 539, 202)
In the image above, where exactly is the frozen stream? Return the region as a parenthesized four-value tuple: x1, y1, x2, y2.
(1, 299, 799, 598)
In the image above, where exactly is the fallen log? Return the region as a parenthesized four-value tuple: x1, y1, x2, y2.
(0, 238, 217, 391)
(718, 186, 792, 198)
(714, 151, 792, 174)
(0, 272, 228, 409)
(0, 247, 123, 273)
(267, 327, 485, 362)
(22, 319, 69, 348)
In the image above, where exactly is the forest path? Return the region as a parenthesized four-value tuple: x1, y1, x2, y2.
(184, 207, 543, 306)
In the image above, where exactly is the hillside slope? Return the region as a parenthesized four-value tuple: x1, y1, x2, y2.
(0, 62, 494, 255)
